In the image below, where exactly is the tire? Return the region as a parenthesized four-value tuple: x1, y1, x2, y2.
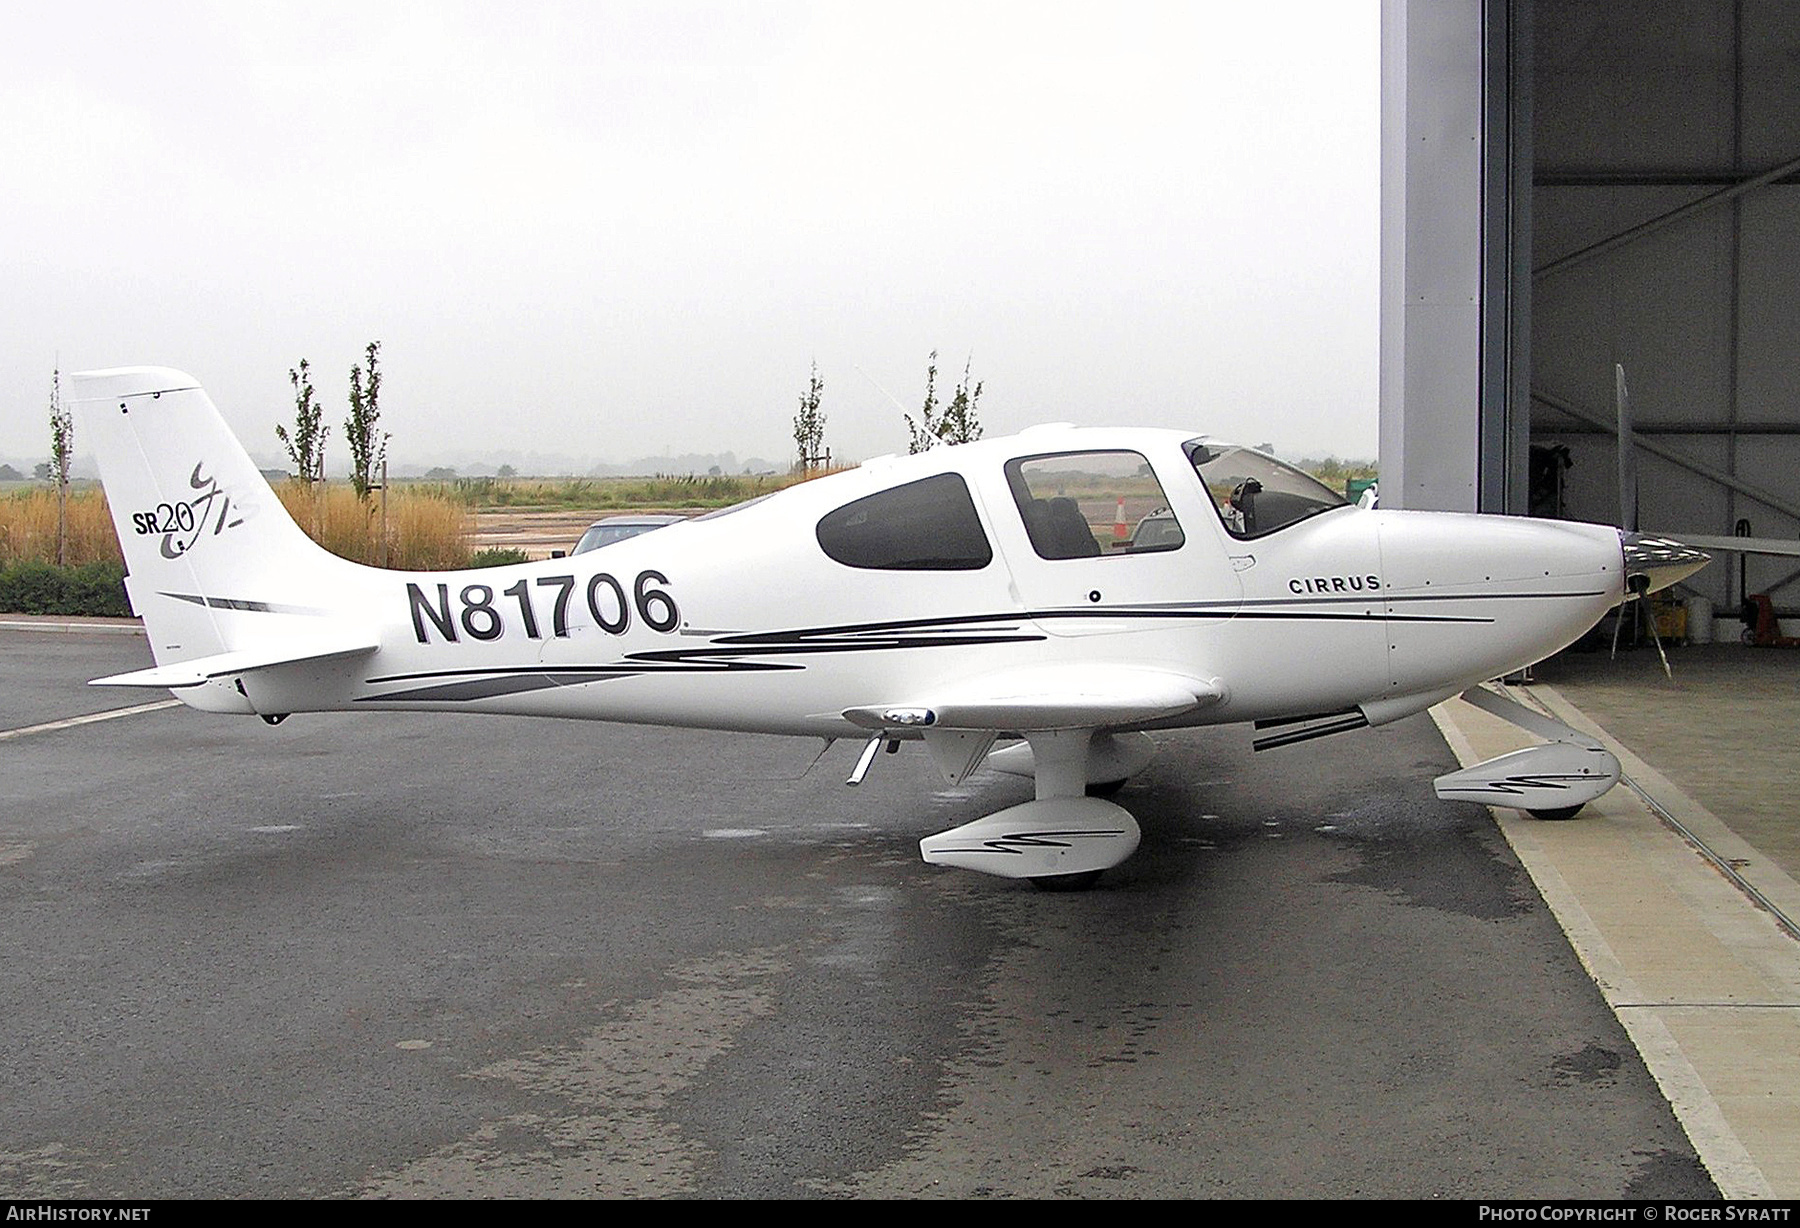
(1029, 870, 1104, 892)
(1527, 804, 1585, 821)
(1085, 778, 1128, 798)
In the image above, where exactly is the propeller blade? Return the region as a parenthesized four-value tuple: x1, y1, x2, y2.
(1616, 364, 1638, 534)
(1668, 532, 1800, 559)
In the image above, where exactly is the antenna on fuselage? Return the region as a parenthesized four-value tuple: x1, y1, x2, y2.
(855, 366, 937, 450)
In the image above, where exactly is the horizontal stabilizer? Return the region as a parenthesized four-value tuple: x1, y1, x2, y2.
(90, 631, 380, 689)
(843, 665, 1222, 733)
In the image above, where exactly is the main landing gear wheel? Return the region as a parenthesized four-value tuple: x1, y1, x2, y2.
(1029, 870, 1104, 892)
(1085, 778, 1128, 798)
(1527, 804, 1586, 821)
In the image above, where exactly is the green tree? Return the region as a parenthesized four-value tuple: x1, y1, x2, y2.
(940, 356, 983, 446)
(48, 367, 72, 566)
(905, 351, 983, 453)
(793, 362, 827, 470)
(344, 341, 388, 501)
(276, 359, 329, 483)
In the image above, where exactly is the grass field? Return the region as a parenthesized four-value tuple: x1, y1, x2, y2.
(411, 471, 812, 511)
(0, 483, 475, 570)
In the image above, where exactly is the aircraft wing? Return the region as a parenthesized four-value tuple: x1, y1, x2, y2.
(90, 630, 381, 689)
(841, 664, 1224, 732)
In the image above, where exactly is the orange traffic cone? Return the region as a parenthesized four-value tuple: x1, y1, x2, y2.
(1113, 497, 1128, 542)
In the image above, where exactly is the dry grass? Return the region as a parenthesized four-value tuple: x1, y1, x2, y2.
(276, 482, 472, 570)
(0, 483, 473, 571)
(0, 488, 123, 566)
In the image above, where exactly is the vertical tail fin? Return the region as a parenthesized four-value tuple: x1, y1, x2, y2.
(71, 368, 360, 677)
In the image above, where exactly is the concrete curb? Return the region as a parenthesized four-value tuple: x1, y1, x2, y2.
(0, 618, 145, 636)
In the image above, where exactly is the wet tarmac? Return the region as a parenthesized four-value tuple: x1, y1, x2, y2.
(0, 628, 1715, 1198)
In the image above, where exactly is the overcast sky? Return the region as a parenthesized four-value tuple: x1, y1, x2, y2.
(1, 0, 1379, 471)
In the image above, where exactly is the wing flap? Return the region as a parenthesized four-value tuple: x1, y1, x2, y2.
(90, 631, 380, 689)
(843, 665, 1224, 732)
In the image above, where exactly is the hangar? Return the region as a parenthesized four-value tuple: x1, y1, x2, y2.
(1382, 0, 1800, 618)
(1382, 5, 1800, 1196)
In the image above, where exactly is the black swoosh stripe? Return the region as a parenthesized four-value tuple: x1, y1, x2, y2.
(365, 673, 625, 702)
(357, 590, 1607, 701)
(160, 591, 327, 616)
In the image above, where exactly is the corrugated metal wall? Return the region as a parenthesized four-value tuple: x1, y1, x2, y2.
(1527, 0, 1800, 611)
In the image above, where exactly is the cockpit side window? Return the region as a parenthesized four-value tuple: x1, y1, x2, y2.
(1186, 441, 1348, 540)
(1004, 450, 1184, 560)
(816, 472, 993, 570)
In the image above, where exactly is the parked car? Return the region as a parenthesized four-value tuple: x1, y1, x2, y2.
(570, 514, 684, 555)
(1128, 507, 1184, 552)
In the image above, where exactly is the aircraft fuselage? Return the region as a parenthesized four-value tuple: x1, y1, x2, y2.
(163, 428, 1623, 738)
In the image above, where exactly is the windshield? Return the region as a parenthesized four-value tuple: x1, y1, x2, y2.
(1186, 441, 1348, 540)
(572, 520, 676, 554)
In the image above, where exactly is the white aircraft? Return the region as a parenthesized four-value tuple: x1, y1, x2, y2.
(72, 367, 1708, 889)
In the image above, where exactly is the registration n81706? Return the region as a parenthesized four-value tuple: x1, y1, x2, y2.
(406, 569, 679, 643)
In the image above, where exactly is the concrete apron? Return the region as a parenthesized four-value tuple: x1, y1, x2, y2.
(1433, 686, 1800, 1200)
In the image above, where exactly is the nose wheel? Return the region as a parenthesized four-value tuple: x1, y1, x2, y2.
(1030, 869, 1105, 892)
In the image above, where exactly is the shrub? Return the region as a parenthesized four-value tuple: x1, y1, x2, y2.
(0, 560, 130, 616)
(469, 547, 531, 568)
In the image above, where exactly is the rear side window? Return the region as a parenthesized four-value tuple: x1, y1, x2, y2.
(816, 473, 993, 570)
(1005, 450, 1185, 560)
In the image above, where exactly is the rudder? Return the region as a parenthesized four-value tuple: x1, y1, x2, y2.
(71, 367, 355, 673)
